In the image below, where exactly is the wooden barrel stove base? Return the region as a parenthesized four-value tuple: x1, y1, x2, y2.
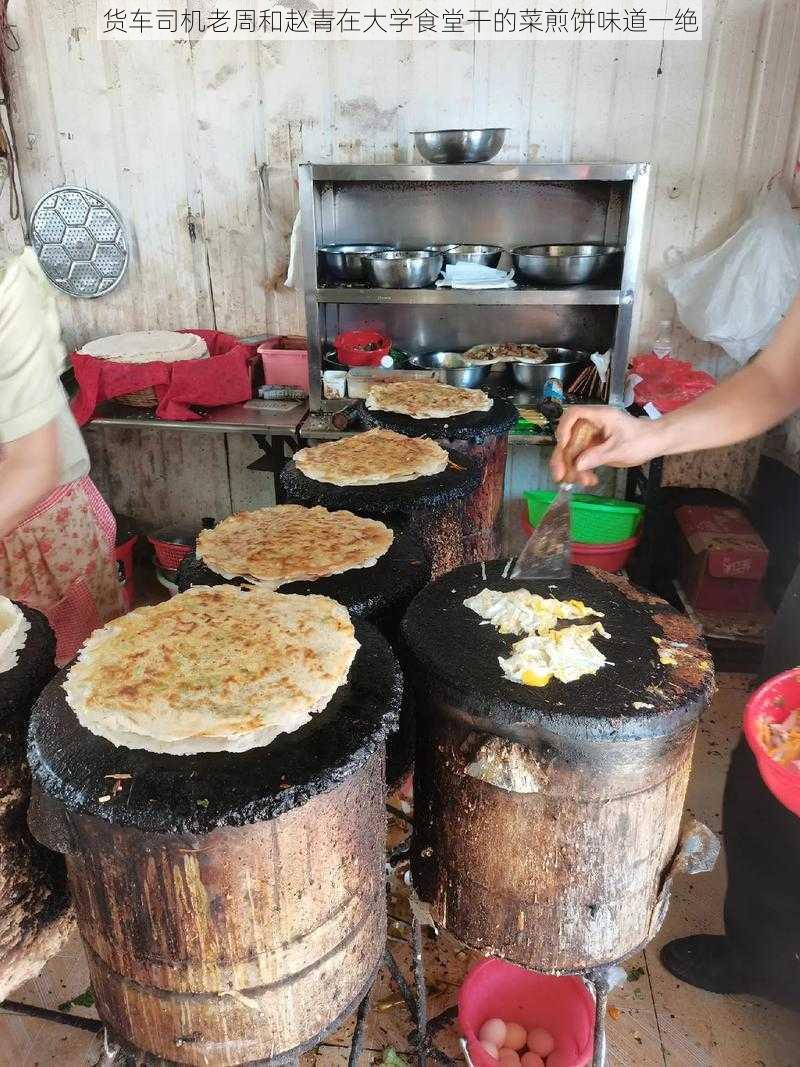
(27, 622, 402, 1067)
(0, 606, 73, 1001)
(361, 399, 518, 573)
(402, 563, 716, 974)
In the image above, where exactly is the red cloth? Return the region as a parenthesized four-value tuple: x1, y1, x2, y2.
(70, 330, 256, 424)
(631, 353, 716, 414)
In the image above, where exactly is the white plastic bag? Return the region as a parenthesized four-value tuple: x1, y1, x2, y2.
(663, 183, 800, 364)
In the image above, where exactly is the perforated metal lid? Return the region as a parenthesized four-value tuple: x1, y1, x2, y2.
(29, 186, 129, 298)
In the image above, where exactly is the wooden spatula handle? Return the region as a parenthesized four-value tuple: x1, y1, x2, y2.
(561, 417, 603, 483)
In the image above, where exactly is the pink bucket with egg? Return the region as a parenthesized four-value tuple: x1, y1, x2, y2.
(458, 959, 595, 1067)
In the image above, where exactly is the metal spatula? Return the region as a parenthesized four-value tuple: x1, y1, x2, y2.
(511, 418, 602, 580)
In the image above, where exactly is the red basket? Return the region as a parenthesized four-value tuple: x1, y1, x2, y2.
(743, 668, 800, 818)
(521, 511, 640, 573)
(333, 329, 391, 368)
(147, 535, 192, 573)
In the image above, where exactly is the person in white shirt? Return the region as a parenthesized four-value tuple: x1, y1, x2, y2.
(0, 249, 122, 664)
(551, 291, 800, 1009)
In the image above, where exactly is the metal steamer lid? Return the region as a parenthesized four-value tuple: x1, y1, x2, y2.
(401, 561, 715, 743)
(27, 621, 401, 834)
(29, 186, 130, 298)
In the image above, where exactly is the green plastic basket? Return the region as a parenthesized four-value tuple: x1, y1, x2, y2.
(523, 490, 644, 544)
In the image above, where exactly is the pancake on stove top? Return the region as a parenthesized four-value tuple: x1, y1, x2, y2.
(64, 586, 359, 755)
(196, 505, 393, 587)
(294, 428, 448, 486)
(365, 380, 493, 420)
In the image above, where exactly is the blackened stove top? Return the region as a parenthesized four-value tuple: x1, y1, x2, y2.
(281, 447, 480, 517)
(177, 532, 430, 622)
(401, 561, 715, 743)
(28, 621, 401, 835)
(360, 397, 518, 443)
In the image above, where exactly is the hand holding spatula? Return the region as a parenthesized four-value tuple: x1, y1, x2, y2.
(511, 418, 604, 580)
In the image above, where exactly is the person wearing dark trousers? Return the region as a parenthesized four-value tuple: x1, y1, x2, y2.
(551, 291, 800, 1008)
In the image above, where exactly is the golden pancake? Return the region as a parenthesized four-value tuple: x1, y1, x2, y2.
(196, 505, 393, 586)
(294, 428, 448, 486)
(365, 380, 493, 419)
(64, 586, 359, 754)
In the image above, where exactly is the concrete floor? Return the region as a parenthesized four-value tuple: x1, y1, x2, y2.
(2, 673, 799, 1067)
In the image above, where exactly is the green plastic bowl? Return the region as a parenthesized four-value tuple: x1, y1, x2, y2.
(523, 490, 644, 544)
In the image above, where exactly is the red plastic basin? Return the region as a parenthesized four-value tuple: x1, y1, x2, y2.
(743, 668, 800, 818)
(333, 329, 391, 367)
(521, 510, 640, 573)
(458, 958, 594, 1067)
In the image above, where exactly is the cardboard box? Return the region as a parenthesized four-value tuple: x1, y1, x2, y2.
(676, 505, 769, 612)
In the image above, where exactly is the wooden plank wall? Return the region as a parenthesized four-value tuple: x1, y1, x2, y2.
(4, 0, 800, 529)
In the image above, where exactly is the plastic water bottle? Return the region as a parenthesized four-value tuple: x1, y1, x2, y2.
(653, 320, 673, 358)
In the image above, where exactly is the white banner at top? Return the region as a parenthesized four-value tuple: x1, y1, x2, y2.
(96, 1, 704, 41)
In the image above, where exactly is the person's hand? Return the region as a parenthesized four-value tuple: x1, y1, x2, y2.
(550, 406, 663, 487)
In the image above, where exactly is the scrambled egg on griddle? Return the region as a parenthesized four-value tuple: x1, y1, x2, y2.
(463, 587, 603, 635)
(464, 588, 610, 688)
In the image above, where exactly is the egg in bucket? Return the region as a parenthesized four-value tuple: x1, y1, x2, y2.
(458, 959, 595, 1067)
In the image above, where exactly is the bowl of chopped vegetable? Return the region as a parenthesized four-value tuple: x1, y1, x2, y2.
(744, 667, 800, 817)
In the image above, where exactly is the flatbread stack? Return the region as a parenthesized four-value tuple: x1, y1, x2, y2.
(365, 380, 493, 420)
(294, 428, 448, 486)
(64, 586, 359, 754)
(0, 597, 30, 675)
(196, 505, 394, 586)
(78, 330, 209, 364)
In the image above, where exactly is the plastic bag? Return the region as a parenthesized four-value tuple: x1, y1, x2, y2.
(630, 353, 716, 413)
(663, 183, 800, 364)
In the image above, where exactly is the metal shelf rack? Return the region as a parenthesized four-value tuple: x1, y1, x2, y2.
(299, 162, 651, 412)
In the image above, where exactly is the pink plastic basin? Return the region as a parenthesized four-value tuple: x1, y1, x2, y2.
(458, 958, 594, 1067)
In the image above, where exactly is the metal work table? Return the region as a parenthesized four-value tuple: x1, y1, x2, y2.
(88, 399, 308, 435)
(85, 400, 310, 503)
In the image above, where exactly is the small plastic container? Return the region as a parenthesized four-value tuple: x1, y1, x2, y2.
(258, 335, 310, 393)
(524, 490, 644, 544)
(458, 958, 594, 1067)
(333, 329, 391, 368)
(743, 668, 800, 818)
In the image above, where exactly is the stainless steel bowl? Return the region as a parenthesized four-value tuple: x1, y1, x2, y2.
(318, 244, 394, 283)
(511, 348, 590, 392)
(413, 128, 508, 164)
(408, 351, 490, 388)
(511, 244, 623, 286)
(366, 250, 443, 289)
(423, 243, 457, 253)
(443, 244, 504, 268)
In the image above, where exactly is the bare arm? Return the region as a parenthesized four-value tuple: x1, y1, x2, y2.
(0, 421, 59, 537)
(552, 291, 800, 486)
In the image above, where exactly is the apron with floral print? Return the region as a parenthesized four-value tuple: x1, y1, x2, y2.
(0, 476, 123, 665)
